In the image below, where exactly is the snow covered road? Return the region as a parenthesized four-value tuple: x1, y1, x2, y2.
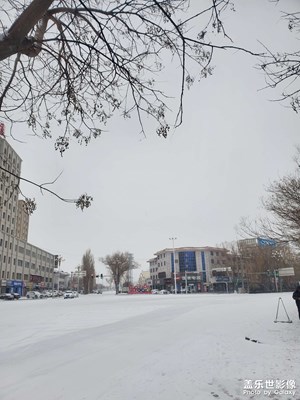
(0, 292, 299, 400)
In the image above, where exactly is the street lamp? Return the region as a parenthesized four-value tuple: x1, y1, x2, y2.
(169, 237, 177, 294)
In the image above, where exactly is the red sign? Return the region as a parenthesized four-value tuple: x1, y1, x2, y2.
(128, 285, 151, 294)
(30, 274, 43, 283)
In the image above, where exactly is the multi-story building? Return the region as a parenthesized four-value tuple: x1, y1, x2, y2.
(149, 246, 232, 292)
(0, 137, 56, 295)
(16, 199, 29, 241)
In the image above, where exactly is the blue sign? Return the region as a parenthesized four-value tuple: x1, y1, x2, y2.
(215, 276, 230, 282)
(7, 280, 23, 287)
(257, 237, 276, 247)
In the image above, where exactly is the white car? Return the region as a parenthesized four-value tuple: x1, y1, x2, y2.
(72, 291, 79, 298)
(159, 290, 170, 295)
(151, 289, 159, 294)
(64, 291, 75, 299)
(27, 291, 41, 299)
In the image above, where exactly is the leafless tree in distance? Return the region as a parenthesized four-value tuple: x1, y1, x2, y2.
(101, 251, 137, 294)
(81, 249, 96, 294)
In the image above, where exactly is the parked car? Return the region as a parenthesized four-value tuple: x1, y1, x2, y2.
(151, 289, 159, 294)
(0, 293, 14, 300)
(26, 291, 41, 299)
(159, 290, 170, 295)
(64, 291, 75, 299)
(12, 292, 21, 299)
(72, 291, 79, 298)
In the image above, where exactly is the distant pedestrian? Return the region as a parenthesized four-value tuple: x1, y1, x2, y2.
(292, 285, 300, 320)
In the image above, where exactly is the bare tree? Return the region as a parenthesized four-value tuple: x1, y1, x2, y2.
(81, 249, 96, 294)
(0, 0, 259, 152)
(223, 239, 299, 292)
(240, 149, 300, 247)
(101, 251, 137, 294)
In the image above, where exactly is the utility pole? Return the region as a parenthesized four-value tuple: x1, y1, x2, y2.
(274, 270, 279, 292)
(169, 237, 177, 294)
(185, 270, 188, 294)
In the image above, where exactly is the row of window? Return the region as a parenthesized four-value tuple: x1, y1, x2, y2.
(0, 240, 53, 262)
(1, 226, 14, 234)
(0, 255, 53, 271)
(211, 259, 227, 265)
(157, 253, 166, 259)
(1, 270, 52, 282)
(210, 251, 223, 256)
(157, 261, 166, 267)
(1, 147, 21, 169)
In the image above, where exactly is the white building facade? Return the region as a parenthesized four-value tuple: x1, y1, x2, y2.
(149, 246, 232, 292)
(0, 138, 56, 295)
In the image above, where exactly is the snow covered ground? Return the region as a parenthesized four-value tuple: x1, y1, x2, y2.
(0, 292, 299, 400)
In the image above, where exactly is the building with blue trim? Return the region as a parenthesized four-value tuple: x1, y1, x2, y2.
(148, 246, 232, 292)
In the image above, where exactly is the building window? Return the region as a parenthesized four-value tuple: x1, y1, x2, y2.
(178, 251, 197, 272)
(16, 273, 22, 280)
(18, 259, 23, 267)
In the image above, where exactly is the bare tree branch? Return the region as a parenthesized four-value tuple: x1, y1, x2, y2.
(0, 0, 262, 151)
(0, 163, 93, 212)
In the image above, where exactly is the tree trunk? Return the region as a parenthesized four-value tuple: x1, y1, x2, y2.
(0, 0, 54, 61)
(114, 279, 119, 295)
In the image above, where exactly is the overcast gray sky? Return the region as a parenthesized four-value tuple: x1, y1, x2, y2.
(8, 0, 299, 279)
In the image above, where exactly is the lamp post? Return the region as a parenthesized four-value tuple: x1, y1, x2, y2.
(169, 237, 177, 294)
